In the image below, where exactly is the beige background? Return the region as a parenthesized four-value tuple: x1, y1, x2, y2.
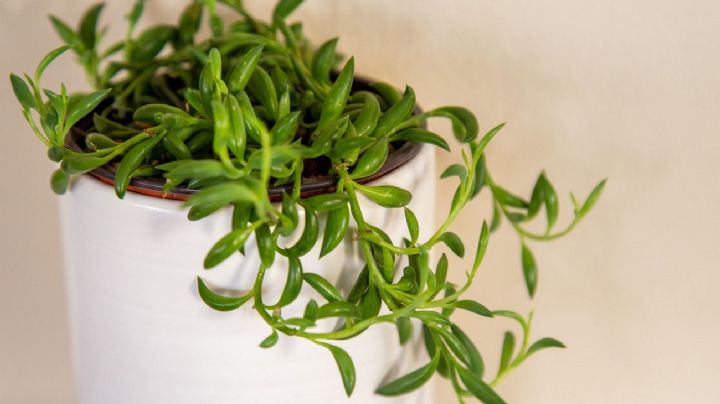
(1, 0, 719, 403)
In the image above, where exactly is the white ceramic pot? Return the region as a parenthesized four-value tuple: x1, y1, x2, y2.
(59, 145, 436, 404)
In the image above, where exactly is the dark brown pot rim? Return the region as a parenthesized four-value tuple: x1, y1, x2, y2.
(68, 75, 425, 202)
(76, 139, 422, 202)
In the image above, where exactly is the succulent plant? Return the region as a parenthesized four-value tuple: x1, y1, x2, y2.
(10, 1, 604, 402)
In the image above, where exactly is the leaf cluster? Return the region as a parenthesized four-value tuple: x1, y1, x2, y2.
(9, 1, 605, 402)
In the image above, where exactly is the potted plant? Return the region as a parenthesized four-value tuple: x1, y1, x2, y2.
(9, 1, 605, 403)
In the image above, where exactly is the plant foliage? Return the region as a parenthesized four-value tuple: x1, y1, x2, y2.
(10, 1, 604, 401)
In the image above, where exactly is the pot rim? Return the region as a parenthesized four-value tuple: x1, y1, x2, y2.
(67, 77, 424, 202)
(74, 139, 422, 202)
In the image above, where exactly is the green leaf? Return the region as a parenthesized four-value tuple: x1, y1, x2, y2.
(203, 225, 255, 269)
(308, 115, 349, 157)
(320, 203, 349, 257)
(9, 74, 37, 111)
(129, 25, 175, 63)
(276, 76, 292, 113)
(49, 16, 83, 49)
(303, 299, 319, 321)
(127, 0, 145, 33)
(303, 193, 349, 212)
(210, 99, 233, 166)
(209, 47, 223, 79)
(35, 45, 72, 84)
(259, 330, 279, 348)
(360, 285, 381, 319)
(324, 344, 356, 396)
(274, 255, 303, 307)
(527, 337, 566, 356)
(226, 45, 264, 93)
(186, 183, 258, 211)
(317, 301, 359, 319)
(279, 191, 298, 235)
(438, 231, 465, 257)
(404, 207, 420, 243)
(197, 277, 252, 311)
(289, 207, 319, 256)
(115, 135, 164, 198)
(353, 94, 381, 136)
(472, 221, 490, 271)
(248, 144, 302, 170)
(438, 328, 473, 367)
(161, 159, 227, 190)
(356, 184, 411, 208)
(65, 89, 111, 131)
(271, 110, 300, 145)
(103, 42, 124, 61)
(454, 300, 493, 317)
(435, 254, 448, 288)
(317, 57, 354, 131)
(441, 287, 458, 317)
(431, 106, 479, 143)
(60, 151, 113, 174)
(526, 174, 545, 220)
(133, 103, 193, 125)
(232, 202, 251, 234)
(162, 132, 192, 160)
(469, 153, 486, 199)
(422, 326, 450, 378)
(492, 185, 528, 209)
(451, 324, 484, 378)
(521, 243, 538, 297)
(415, 248, 431, 290)
(239, 101, 274, 154)
(334, 136, 375, 158)
(93, 113, 137, 137)
(40, 106, 59, 135)
(208, 9, 224, 38)
(281, 317, 315, 328)
(540, 174, 559, 232)
(457, 367, 506, 404)
(392, 128, 450, 151)
(47, 146, 65, 162)
(248, 66, 278, 119)
(475, 122, 505, 154)
(396, 317, 413, 345)
(44, 89, 66, 120)
(78, 3, 104, 50)
(490, 202, 502, 232)
(499, 331, 516, 373)
(373, 86, 416, 137)
(369, 81, 401, 105)
(50, 169, 69, 195)
(188, 202, 226, 222)
(351, 138, 388, 179)
(311, 37, 338, 85)
(449, 186, 469, 214)
(303, 273, 343, 302)
(414, 311, 451, 327)
(578, 179, 607, 217)
(492, 310, 527, 328)
(441, 164, 467, 181)
(86, 133, 119, 151)
(375, 359, 437, 396)
(178, 2, 202, 45)
(255, 224, 276, 268)
(185, 130, 213, 153)
(273, 0, 304, 21)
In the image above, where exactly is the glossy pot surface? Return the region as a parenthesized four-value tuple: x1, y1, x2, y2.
(59, 144, 436, 404)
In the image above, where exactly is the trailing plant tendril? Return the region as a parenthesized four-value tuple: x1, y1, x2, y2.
(10, 1, 605, 402)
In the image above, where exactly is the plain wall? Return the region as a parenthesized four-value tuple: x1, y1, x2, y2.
(1, 0, 719, 403)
